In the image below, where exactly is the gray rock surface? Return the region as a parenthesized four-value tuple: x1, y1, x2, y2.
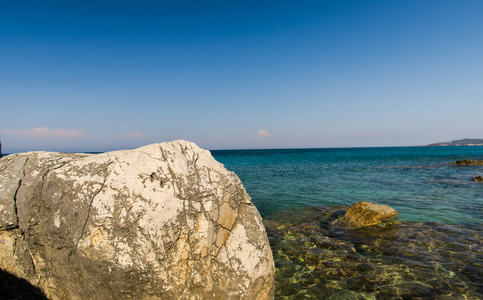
(0, 140, 275, 299)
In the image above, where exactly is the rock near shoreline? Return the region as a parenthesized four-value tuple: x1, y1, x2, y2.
(0, 140, 275, 299)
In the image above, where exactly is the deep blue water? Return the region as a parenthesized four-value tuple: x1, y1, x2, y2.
(212, 146, 483, 225)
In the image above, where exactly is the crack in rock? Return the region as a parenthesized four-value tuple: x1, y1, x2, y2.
(0, 141, 275, 299)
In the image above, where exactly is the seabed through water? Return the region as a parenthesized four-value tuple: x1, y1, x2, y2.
(263, 206, 483, 299)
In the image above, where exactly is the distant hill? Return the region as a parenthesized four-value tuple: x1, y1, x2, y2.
(426, 138, 483, 146)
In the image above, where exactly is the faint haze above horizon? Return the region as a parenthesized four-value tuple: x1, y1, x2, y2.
(1, 1, 483, 153)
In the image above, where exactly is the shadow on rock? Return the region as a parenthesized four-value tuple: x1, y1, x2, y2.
(0, 269, 48, 300)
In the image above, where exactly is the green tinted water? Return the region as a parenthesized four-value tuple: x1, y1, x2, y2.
(213, 147, 483, 299)
(213, 146, 483, 225)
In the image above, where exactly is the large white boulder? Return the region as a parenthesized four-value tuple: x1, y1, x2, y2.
(0, 140, 275, 299)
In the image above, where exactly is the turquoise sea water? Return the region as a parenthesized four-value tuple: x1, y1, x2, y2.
(212, 146, 483, 225)
(214, 147, 483, 298)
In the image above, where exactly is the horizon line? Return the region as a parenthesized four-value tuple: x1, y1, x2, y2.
(4, 144, 483, 156)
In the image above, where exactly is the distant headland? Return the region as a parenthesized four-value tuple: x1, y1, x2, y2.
(425, 138, 483, 147)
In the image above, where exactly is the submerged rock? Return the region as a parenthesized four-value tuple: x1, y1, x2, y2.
(0, 140, 275, 299)
(451, 159, 483, 165)
(340, 201, 398, 229)
(263, 206, 483, 299)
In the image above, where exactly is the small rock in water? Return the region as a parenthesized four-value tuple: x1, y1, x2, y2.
(263, 206, 483, 299)
(342, 201, 398, 228)
(473, 176, 483, 182)
(450, 159, 483, 165)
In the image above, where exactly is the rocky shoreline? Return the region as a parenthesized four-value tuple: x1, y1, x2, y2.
(426, 138, 483, 147)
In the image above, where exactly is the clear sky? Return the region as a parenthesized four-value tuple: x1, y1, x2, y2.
(1, 0, 483, 152)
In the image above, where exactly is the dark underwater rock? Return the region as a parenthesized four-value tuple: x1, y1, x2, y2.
(451, 159, 483, 165)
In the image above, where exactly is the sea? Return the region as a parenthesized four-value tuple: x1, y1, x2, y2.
(213, 146, 483, 299)
(212, 146, 483, 225)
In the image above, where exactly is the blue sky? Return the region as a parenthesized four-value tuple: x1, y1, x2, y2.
(1, 0, 482, 152)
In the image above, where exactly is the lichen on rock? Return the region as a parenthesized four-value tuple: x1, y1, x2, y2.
(0, 140, 275, 299)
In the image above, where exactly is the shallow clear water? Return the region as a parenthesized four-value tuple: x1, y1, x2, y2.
(212, 146, 483, 225)
(214, 147, 483, 298)
(263, 206, 483, 299)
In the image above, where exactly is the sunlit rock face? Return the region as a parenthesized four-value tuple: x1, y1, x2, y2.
(342, 201, 398, 228)
(0, 140, 275, 300)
